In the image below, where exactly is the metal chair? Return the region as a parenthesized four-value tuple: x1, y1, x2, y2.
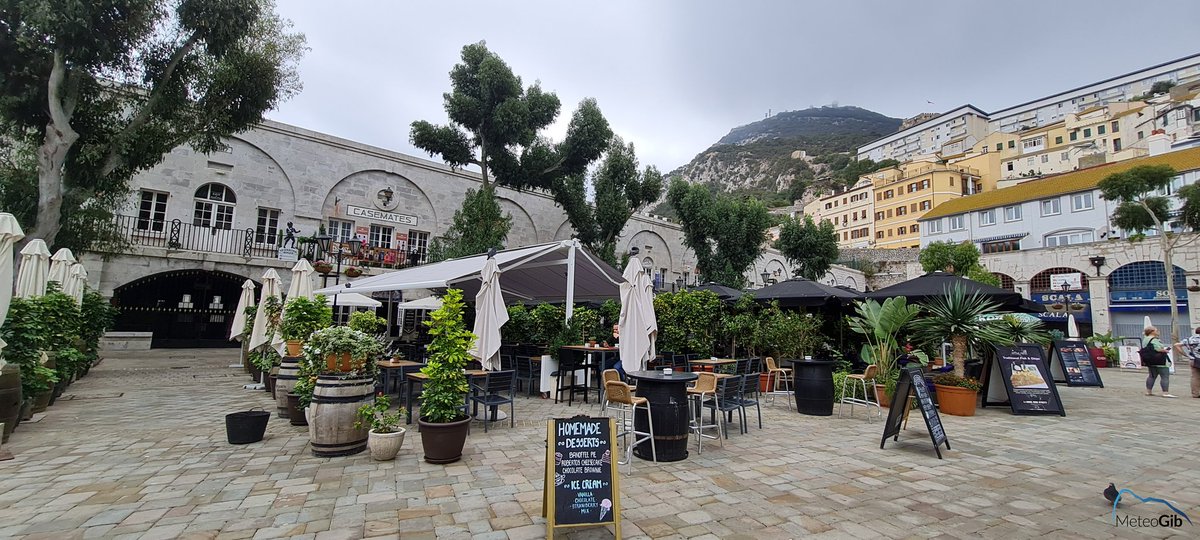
(515, 356, 540, 396)
(838, 364, 880, 422)
(703, 375, 747, 438)
(499, 354, 514, 371)
(469, 370, 516, 432)
(605, 380, 655, 474)
(687, 372, 722, 452)
(736, 368, 763, 430)
(555, 349, 591, 405)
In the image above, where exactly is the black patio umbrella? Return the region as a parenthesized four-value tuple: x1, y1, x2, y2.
(688, 282, 745, 301)
(865, 271, 1042, 312)
(752, 278, 862, 308)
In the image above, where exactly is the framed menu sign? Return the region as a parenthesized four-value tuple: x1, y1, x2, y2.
(880, 367, 949, 459)
(991, 345, 1066, 416)
(543, 416, 620, 538)
(1048, 340, 1104, 387)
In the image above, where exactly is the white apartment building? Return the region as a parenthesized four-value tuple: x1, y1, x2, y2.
(856, 105, 990, 163)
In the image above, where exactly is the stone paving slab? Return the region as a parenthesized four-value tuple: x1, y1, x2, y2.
(1, 349, 1198, 538)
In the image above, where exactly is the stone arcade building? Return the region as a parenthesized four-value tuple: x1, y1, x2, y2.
(85, 120, 863, 347)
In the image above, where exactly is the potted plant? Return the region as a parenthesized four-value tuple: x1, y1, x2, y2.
(356, 393, 407, 460)
(931, 373, 982, 416)
(344, 266, 364, 278)
(910, 285, 1006, 416)
(306, 326, 382, 372)
(313, 260, 334, 275)
(846, 297, 920, 406)
(418, 289, 476, 464)
(994, 314, 1051, 347)
(1085, 331, 1118, 368)
(280, 296, 333, 356)
(348, 310, 387, 335)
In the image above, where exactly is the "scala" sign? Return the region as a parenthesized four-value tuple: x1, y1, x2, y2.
(347, 205, 418, 226)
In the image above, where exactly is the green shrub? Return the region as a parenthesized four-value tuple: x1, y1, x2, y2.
(348, 310, 386, 335)
(280, 295, 332, 341)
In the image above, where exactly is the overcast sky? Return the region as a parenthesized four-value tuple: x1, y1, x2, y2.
(269, 0, 1200, 174)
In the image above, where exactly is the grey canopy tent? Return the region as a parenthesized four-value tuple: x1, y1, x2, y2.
(688, 282, 745, 301)
(865, 271, 1043, 313)
(753, 278, 861, 308)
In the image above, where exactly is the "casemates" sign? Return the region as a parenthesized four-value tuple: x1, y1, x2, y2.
(347, 205, 418, 226)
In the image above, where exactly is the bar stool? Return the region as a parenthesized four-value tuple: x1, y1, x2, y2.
(686, 372, 721, 453)
(598, 369, 622, 411)
(838, 364, 880, 422)
(605, 380, 655, 474)
(764, 356, 793, 398)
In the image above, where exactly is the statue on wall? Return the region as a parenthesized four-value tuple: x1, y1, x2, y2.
(282, 222, 299, 248)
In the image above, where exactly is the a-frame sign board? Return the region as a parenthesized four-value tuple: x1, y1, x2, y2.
(982, 344, 1067, 416)
(1047, 340, 1104, 387)
(543, 416, 621, 539)
(880, 367, 949, 459)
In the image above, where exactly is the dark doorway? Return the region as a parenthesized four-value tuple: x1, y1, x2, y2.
(113, 269, 253, 348)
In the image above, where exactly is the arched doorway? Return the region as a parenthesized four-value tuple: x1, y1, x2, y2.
(114, 269, 252, 348)
(1107, 261, 1189, 339)
(992, 272, 1016, 291)
(1029, 267, 1091, 336)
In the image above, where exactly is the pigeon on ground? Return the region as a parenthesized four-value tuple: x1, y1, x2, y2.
(1104, 483, 1120, 506)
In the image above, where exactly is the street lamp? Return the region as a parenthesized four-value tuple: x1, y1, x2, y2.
(1088, 255, 1106, 276)
(314, 231, 363, 322)
(761, 271, 771, 287)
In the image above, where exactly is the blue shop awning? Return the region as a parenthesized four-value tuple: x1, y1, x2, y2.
(974, 232, 1028, 244)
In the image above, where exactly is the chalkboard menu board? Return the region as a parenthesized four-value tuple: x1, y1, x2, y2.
(992, 345, 1066, 416)
(880, 367, 950, 459)
(1049, 340, 1104, 387)
(543, 416, 620, 538)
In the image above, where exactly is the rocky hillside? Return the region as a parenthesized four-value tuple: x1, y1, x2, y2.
(654, 106, 902, 216)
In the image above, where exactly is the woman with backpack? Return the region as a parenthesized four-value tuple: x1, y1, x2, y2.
(1143, 327, 1176, 398)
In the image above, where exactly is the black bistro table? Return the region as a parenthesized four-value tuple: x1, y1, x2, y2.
(625, 370, 698, 462)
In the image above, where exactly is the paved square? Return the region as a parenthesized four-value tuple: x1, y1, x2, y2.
(1, 349, 1197, 539)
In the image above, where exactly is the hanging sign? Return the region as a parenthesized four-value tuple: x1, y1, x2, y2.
(1048, 340, 1104, 387)
(543, 416, 621, 538)
(987, 345, 1066, 416)
(880, 367, 949, 459)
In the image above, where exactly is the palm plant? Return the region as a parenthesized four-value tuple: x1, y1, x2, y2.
(994, 314, 1050, 346)
(846, 297, 920, 382)
(910, 285, 1006, 378)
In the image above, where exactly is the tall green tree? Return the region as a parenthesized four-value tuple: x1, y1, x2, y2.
(666, 178, 773, 288)
(556, 137, 662, 265)
(410, 41, 611, 190)
(774, 215, 838, 280)
(1100, 164, 1200, 342)
(0, 0, 306, 250)
(919, 240, 1000, 287)
(427, 184, 512, 262)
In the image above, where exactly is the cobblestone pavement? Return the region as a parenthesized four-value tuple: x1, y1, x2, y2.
(1, 349, 1198, 539)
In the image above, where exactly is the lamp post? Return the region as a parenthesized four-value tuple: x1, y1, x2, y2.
(761, 271, 771, 288)
(314, 232, 363, 323)
(1088, 255, 1106, 277)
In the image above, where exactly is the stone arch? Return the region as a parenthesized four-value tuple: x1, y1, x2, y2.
(552, 220, 574, 241)
(992, 272, 1016, 291)
(843, 276, 859, 290)
(113, 269, 253, 348)
(625, 230, 673, 270)
(1030, 267, 1091, 292)
(497, 196, 538, 248)
(1106, 261, 1186, 291)
(764, 258, 788, 282)
(322, 170, 437, 240)
(224, 136, 298, 218)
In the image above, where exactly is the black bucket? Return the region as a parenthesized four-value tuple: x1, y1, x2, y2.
(226, 408, 270, 444)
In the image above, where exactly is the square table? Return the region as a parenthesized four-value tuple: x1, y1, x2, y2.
(687, 358, 738, 373)
(377, 359, 423, 396)
(405, 369, 488, 424)
(558, 345, 620, 401)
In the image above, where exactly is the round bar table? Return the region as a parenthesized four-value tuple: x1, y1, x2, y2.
(625, 370, 698, 462)
(783, 358, 836, 416)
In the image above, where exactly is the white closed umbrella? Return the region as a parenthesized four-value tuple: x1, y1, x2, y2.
(16, 239, 50, 299)
(1143, 315, 1154, 330)
(326, 292, 381, 308)
(469, 257, 508, 371)
(248, 269, 282, 351)
(0, 214, 25, 356)
(619, 259, 655, 372)
(229, 279, 257, 341)
(47, 248, 76, 288)
(65, 263, 87, 304)
(1067, 313, 1079, 339)
(640, 265, 658, 361)
(274, 259, 316, 354)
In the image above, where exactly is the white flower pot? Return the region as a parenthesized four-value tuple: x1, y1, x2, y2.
(368, 428, 406, 461)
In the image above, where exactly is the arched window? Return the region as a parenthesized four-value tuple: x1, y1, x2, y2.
(193, 183, 236, 230)
(1031, 267, 1089, 292)
(992, 272, 1016, 291)
(1107, 261, 1186, 291)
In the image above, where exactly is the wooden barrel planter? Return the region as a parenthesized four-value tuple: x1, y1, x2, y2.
(0, 363, 22, 443)
(275, 357, 301, 418)
(308, 375, 372, 457)
(791, 359, 835, 416)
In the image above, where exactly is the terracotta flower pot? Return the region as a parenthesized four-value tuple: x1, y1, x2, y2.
(286, 340, 304, 357)
(368, 428, 406, 461)
(875, 384, 891, 408)
(325, 352, 354, 373)
(934, 384, 977, 416)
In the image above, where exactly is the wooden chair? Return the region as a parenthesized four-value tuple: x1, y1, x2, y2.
(598, 369, 622, 411)
(605, 380, 655, 474)
(686, 372, 721, 452)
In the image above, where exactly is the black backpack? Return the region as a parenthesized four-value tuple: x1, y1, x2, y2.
(1139, 341, 1168, 367)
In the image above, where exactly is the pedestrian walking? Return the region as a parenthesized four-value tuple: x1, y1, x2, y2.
(1172, 327, 1200, 398)
(1142, 327, 1175, 398)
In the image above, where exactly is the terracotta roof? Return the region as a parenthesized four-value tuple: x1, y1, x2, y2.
(920, 146, 1200, 220)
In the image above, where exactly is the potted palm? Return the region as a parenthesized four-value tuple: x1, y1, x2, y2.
(930, 374, 983, 416)
(418, 289, 476, 464)
(280, 296, 333, 356)
(356, 393, 406, 460)
(910, 285, 1006, 416)
(846, 297, 920, 407)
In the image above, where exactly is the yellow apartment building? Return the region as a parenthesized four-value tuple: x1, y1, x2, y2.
(945, 131, 1021, 191)
(801, 178, 874, 249)
(871, 160, 981, 248)
(1000, 102, 1151, 181)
